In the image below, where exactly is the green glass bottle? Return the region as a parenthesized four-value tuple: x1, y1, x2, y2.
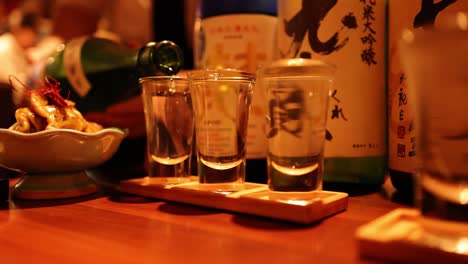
(44, 36, 184, 113)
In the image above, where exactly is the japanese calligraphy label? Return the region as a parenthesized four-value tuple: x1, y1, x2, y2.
(389, 0, 466, 173)
(196, 14, 277, 159)
(277, 0, 386, 158)
(265, 78, 332, 156)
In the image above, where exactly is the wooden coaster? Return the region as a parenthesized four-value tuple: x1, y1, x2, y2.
(119, 177, 348, 224)
(356, 208, 468, 264)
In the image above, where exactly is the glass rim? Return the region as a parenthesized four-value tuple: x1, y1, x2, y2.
(138, 75, 188, 84)
(259, 75, 334, 80)
(186, 69, 255, 81)
(258, 58, 336, 78)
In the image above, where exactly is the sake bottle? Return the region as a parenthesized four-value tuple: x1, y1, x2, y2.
(44, 36, 184, 113)
(388, 0, 466, 192)
(194, 0, 278, 183)
(277, 0, 387, 187)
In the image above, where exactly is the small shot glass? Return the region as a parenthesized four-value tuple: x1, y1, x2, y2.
(187, 69, 255, 192)
(140, 76, 194, 183)
(258, 58, 335, 192)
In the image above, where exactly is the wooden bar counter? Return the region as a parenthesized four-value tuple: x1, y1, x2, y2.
(0, 174, 410, 264)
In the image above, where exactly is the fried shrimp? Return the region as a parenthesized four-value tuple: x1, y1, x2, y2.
(11, 107, 47, 132)
(8, 76, 103, 133)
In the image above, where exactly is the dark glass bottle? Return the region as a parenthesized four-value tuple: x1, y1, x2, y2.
(388, 0, 466, 193)
(44, 37, 184, 113)
(194, 0, 277, 184)
(43, 36, 184, 180)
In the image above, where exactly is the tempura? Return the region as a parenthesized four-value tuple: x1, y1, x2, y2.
(8, 76, 103, 133)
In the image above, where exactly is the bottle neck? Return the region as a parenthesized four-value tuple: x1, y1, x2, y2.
(137, 41, 184, 77)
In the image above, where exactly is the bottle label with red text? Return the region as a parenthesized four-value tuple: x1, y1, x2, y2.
(196, 14, 278, 159)
(388, 0, 466, 173)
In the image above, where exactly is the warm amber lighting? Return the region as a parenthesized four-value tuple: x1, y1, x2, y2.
(460, 188, 468, 205)
(455, 238, 468, 254)
(456, 12, 468, 30)
(0, 38, 11, 52)
(401, 29, 415, 44)
(284, 199, 309, 206)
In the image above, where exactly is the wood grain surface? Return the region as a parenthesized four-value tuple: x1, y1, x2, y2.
(0, 175, 410, 264)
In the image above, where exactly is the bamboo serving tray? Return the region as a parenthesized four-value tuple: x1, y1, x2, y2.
(356, 208, 468, 264)
(118, 177, 348, 224)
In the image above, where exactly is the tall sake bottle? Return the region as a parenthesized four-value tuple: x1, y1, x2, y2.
(45, 37, 184, 113)
(194, 0, 278, 183)
(277, 0, 387, 186)
(388, 0, 467, 192)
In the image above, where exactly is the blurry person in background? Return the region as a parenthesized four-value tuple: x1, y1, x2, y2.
(0, 0, 47, 129)
(6, 10, 39, 50)
(0, 0, 47, 178)
(1, 0, 55, 60)
(0, 0, 56, 127)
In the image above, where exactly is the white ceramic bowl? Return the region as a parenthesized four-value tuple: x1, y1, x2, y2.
(0, 128, 127, 172)
(0, 128, 128, 199)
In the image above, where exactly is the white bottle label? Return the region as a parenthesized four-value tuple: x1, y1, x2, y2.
(63, 36, 91, 98)
(197, 14, 278, 159)
(277, 0, 386, 158)
(192, 85, 238, 157)
(388, 0, 466, 172)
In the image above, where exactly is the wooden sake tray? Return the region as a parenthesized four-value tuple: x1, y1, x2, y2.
(118, 177, 348, 224)
(356, 208, 468, 264)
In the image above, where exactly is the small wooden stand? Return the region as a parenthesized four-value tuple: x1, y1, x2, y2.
(119, 177, 348, 224)
(356, 208, 468, 264)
